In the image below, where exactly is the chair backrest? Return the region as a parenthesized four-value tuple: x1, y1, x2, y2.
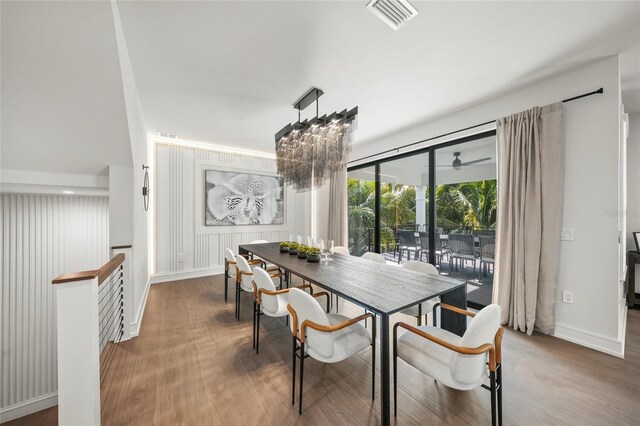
(224, 248, 237, 277)
(402, 260, 439, 276)
(449, 233, 475, 256)
(450, 304, 501, 386)
(288, 288, 334, 358)
(235, 255, 254, 291)
(253, 268, 282, 313)
(434, 232, 443, 251)
(479, 235, 495, 259)
(398, 230, 418, 247)
(333, 246, 350, 256)
(250, 239, 268, 244)
(361, 252, 385, 263)
(418, 232, 429, 249)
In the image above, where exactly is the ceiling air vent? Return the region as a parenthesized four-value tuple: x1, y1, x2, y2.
(367, 0, 419, 31)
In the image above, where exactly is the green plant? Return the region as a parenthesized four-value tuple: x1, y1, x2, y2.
(306, 247, 321, 256)
(289, 242, 301, 250)
(298, 245, 312, 254)
(280, 241, 290, 248)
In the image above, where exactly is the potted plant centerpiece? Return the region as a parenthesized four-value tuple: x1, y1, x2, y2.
(279, 241, 290, 253)
(297, 245, 308, 259)
(288, 242, 300, 255)
(306, 247, 321, 262)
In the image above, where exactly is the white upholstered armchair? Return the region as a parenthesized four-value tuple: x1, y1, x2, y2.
(287, 288, 375, 415)
(394, 303, 504, 425)
(251, 268, 312, 354)
(234, 255, 284, 321)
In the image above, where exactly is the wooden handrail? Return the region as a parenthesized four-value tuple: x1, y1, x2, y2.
(52, 254, 125, 285)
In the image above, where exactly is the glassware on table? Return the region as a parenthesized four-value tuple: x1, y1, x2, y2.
(320, 239, 334, 262)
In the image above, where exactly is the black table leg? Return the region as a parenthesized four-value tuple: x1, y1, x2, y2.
(440, 285, 467, 337)
(380, 313, 390, 426)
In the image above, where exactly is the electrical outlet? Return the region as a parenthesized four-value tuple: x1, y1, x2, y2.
(560, 228, 574, 241)
(562, 291, 574, 304)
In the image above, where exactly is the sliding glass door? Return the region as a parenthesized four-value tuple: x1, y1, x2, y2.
(347, 166, 376, 256)
(379, 152, 430, 262)
(347, 131, 497, 308)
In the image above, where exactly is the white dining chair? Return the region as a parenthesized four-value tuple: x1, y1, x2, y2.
(235, 255, 284, 321)
(224, 248, 261, 303)
(251, 268, 313, 354)
(332, 245, 350, 256)
(394, 303, 504, 425)
(400, 261, 440, 326)
(287, 288, 375, 415)
(361, 251, 386, 263)
(248, 239, 285, 286)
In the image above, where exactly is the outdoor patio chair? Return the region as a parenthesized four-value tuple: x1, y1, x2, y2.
(449, 233, 479, 276)
(479, 235, 496, 277)
(398, 230, 421, 263)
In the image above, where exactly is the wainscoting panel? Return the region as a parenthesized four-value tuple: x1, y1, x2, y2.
(0, 194, 109, 418)
(154, 142, 310, 275)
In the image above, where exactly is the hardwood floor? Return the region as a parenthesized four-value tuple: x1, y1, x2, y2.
(6, 275, 639, 425)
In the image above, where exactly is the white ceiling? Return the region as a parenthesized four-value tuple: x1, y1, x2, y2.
(116, 0, 640, 153)
(0, 1, 133, 176)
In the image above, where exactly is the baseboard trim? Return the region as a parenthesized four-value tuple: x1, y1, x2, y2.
(129, 277, 151, 338)
(149, 267, 223, 285)
(553, 322, 624, 358)
(0, 392, 57, 423)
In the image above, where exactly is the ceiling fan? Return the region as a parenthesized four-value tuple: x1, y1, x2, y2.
(439, 152, 492, 170)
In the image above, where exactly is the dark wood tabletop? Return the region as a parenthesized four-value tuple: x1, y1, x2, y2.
(239, 242, 466, 315)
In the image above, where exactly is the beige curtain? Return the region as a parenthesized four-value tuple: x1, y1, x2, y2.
(327, 165, 348, 246)
(493, 102, 564, 335)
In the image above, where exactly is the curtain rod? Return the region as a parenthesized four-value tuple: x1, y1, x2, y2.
(348, 87, 604, 165)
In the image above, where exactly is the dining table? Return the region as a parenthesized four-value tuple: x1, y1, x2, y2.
(239, 242, 467, 426)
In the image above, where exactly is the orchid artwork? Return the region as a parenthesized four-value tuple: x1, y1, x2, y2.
(205, 170, 285, 226)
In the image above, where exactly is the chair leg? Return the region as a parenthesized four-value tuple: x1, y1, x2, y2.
(237, 287, 242, 321)
(371, 314, 376, 401)
(252, 301, 257, 349)
(497, 364, 503, 426)
(291, 336, 296, 405)
(299, 342, 305, 415)
(417, 305, 422, 326)
(490, 370, 497, 426)
(224, 270, 228, 302)
(256, 309, 261, 354)
(235, 284, 239, 320)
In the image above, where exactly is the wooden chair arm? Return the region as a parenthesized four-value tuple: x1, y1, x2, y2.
(300, 312, 373, 343)
(311, 291, 330, 313)
(266, 266, 281, 272)
(438, 303, 476, 317)
(269, 272, 285, 279)
(394, 322, 497, 370)
(238, 270, 253, 277)
(255, 284, 312, 304)
(247, 259, 262, 266)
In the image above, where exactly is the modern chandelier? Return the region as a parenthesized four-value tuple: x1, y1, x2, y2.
(275, 88, 358, 190)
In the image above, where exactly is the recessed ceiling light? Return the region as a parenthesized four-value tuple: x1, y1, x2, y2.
(367, 0, 419, 31)
(62, 190, 75, 194)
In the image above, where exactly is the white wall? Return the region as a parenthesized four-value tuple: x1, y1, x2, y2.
(108, 165, 134, 247)
(0, 194, 109, 422)
(346, 57, 625, 355)
(153, 142, 310, 278)
(111, 0, 149, 336)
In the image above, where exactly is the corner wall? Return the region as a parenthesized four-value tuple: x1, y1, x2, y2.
(111, 0, 149, 336)
(348, 56, 625, 355)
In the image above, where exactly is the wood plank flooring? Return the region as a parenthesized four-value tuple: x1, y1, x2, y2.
(5, 274, 639, 425)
